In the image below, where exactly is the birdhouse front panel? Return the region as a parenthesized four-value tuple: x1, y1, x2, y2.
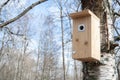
(70, 10, 100, 62)
(72, 16, 91, 59)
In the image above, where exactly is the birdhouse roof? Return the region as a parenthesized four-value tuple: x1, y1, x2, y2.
(70, 9, 99, 20)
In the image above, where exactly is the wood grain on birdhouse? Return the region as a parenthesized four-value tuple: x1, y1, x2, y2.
(70, 9, 100, 62)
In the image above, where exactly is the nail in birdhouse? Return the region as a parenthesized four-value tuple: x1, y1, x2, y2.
(70, 9, 100, 62)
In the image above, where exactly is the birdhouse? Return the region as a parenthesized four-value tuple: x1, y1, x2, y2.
(70, 9, 100, 62)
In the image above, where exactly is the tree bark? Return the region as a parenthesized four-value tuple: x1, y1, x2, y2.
(81, 0, 117, 80)
(60, 4, 66, 80)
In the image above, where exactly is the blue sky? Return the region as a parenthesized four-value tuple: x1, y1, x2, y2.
(0, 0, 120, 66)
(0, 0, 119, 49)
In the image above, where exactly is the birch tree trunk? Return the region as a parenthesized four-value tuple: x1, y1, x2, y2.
(81, 0, 117, 80)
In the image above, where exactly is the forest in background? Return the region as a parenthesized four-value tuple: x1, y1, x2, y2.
(0, 0, 120, 80)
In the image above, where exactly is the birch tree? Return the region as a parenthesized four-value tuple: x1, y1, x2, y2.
(80, 0, 119, 80)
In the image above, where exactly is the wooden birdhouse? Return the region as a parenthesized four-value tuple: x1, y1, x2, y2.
(70, 9, 100, 62)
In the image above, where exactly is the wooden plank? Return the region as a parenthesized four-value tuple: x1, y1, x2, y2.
(91, 15, 100, 60)
(72, 16, 91, 60)
(70, 9, 99, 21)
(71, 9, 100, 62)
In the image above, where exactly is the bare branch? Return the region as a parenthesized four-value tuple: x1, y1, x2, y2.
(5, 27, 24, 36)
(1, 0, 10, 7)
(0, 0, 10, 22)
(113, 24, 120, 36)
(114, 12, 120, 16)
(116, 0, 120, 5)
(0, 0, 47, 28)
(76, 1, 81, 12)
(0, 0, 10, 10)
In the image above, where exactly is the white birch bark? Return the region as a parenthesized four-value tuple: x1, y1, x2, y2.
(81, 0, 117, 80)
(98, 0, 117, 80)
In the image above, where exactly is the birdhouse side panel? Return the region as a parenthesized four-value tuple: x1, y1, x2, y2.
(91, 16, 100, 60)
(72, 16, 91, 59)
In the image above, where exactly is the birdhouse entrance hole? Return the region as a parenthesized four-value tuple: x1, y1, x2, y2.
(78, 24, 85, 32)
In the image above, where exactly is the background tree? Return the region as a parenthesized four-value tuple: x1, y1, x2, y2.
(0, 0, 120, 80)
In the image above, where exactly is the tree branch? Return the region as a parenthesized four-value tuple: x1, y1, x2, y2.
(0, 0, 10, 10)
(114, 12, 120, 16)
(0, 0, 10, 22)
(4, 27, 24, 36)
(116, 0, 120, 5)
(76, 1, 81, 12)
(1, 0, 10, 7)
(0, 0, 47, 28)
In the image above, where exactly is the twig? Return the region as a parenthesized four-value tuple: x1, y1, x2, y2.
(116, 0, 120, 5)
(0, 0, 47, 28)
(114, 12, 120, 16)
